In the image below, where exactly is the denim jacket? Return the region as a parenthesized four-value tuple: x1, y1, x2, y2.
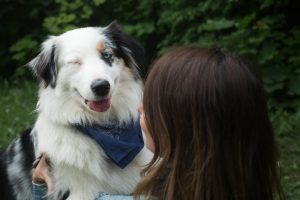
(32, 182, 135, 200)
(96, 192, 134, 200)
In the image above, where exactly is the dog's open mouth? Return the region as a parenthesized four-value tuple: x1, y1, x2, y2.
(85, 98, 111, 112)
(75, 88, 111, 112)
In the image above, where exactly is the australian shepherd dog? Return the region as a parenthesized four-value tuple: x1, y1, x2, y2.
(0, 21, 152, 200)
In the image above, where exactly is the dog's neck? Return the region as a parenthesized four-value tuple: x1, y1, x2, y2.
(72, 119, 144, 169)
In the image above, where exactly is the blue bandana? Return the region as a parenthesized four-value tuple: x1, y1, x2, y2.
(73, 120, 144, 169)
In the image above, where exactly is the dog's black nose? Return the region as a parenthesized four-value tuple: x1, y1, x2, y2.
(91, 79, 110, 97)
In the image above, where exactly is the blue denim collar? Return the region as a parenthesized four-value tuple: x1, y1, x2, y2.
(72, 119, 144, 169)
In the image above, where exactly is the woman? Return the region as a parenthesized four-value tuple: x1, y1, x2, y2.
(33, 47, 284, 200)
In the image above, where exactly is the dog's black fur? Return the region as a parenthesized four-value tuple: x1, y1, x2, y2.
(0, 129, 35, 199)
(0, 150, 15, 200)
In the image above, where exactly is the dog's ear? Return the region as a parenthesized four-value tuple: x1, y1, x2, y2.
(104, 21, 144, 79)
(28, 36, 57, 88)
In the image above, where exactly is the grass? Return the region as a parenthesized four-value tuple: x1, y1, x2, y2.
(0, 78, 37, 146)
(278, 135, 300, 199)
(0, 78, 299, 199)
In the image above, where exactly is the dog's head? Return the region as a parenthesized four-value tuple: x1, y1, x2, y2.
(29, 21, 144, 113)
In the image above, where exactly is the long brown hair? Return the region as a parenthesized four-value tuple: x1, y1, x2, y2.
(134, 47, 284, 200)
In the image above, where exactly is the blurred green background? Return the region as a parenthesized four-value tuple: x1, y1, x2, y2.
(0, 0, 299, 199)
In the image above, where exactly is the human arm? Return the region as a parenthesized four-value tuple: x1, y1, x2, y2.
(32, 154, 53, 200)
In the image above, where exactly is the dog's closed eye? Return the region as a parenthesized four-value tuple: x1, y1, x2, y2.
(67, 59, 82, 66)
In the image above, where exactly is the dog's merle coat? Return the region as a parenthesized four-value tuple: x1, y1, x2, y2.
(0, 21, 152, 200)
(0, 129, 34, 200)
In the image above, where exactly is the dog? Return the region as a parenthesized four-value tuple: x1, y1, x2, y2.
(0, 21, 152, 200)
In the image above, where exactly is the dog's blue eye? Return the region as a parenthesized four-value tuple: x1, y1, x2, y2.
(101, 52, 113, 66)
(102, 52, 112, 59)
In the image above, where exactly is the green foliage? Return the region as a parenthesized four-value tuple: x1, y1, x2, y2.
(43, 0, 106, 35)
(0, 0, 299, 198)
(9, 36, 39, 69)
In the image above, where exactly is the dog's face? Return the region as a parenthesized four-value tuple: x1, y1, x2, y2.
(29, 21, 144, 113)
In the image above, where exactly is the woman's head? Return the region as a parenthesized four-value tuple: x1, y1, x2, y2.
(135, 47, 283, 200)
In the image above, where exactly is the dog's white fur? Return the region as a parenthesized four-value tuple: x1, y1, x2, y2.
(30, 24, 152, 200)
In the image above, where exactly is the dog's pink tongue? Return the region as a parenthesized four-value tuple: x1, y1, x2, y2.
(87, 99, 111, 112)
